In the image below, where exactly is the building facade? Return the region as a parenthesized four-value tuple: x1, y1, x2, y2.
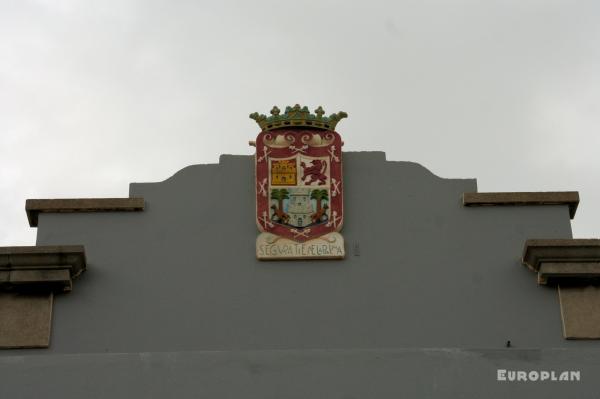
(0, 151, 599, 397)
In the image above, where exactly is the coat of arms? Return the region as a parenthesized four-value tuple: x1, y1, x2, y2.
(250, 105, 347, 260)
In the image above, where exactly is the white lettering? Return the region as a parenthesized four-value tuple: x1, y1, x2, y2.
(497, 369, 581, 383)
(497, 370, 507, 381)
(528, 371, 539, 381)
(559, 372, 569, 381)
(570, 371, 580, 381)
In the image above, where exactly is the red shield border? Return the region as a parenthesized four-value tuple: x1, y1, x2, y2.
(255, 128, 343, 242)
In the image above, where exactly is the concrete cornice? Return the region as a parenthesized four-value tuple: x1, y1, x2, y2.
(26, 198, 145, 227)
(522, 239, 600, 272)
(463, 192, 579, 219)
(0, 246, 87, 348)
(521, 239, 600, 339)
(0, 245, 86, 292)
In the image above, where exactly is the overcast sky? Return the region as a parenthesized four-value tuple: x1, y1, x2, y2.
(1, 0, 598, 245)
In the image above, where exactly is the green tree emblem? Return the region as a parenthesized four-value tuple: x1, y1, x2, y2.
(310, 189, 329, 224)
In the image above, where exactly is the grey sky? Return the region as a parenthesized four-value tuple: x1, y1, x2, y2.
(1, 0, 598, 245)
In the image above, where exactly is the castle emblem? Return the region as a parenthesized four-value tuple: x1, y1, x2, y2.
(251, 105, 346, 260)
(271, 160, 297, 186)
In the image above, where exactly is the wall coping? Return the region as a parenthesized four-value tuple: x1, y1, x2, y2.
(463, 192, 579, 219)
(26, 198, 145, 227)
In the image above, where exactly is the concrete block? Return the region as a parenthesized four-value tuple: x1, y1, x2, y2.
(0, 292, 53, 348)
(559, 286, 600, 339)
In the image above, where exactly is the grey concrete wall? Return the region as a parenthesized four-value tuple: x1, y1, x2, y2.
(9, 152, 587, 353)
(0, 348, 598, 398)
(2, 151, 597, 396)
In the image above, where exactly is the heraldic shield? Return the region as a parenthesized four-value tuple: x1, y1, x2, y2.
(250, 105, 346, 260)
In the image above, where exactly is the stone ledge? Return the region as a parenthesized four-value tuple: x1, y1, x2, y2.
(538, 263, 600, 285)
(26, 198, 145, 227)
(522, 239, 600, 281)
(0, 246, 86, 292)
(463, 192, 579, 219)
(522, 239, 600, 339)
(0, 246, 86, 349)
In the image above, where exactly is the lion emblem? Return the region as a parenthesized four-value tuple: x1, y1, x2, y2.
(300, 159, 328, 185)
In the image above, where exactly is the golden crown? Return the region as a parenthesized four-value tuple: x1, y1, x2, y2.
(250, 104, 347, 132)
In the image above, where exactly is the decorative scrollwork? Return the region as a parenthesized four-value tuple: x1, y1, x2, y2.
(300, 132, 335, 147)
(262, 133, 296, 148)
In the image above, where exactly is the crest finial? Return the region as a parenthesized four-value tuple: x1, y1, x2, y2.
(249, 105, 347, 132)
(314, 106, 325, 118)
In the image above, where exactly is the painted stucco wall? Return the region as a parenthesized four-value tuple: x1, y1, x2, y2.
(2, 152, 597, 397)
(1, 348, 598, 398)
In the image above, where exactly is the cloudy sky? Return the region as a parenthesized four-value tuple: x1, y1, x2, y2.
(1, 0, 598, 245)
